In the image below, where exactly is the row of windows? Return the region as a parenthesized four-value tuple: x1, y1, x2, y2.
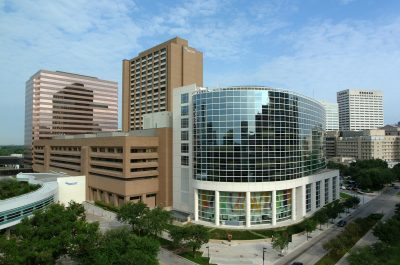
(91, 147, 123, 153)
(197, 181, 335, 226)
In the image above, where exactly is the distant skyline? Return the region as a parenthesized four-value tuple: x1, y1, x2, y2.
(1, 0, 399, 145)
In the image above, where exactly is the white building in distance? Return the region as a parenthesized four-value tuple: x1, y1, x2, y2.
(337, 89, 383, 131)
(320, 100, 339, 131)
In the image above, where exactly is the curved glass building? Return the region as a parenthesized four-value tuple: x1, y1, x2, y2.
(172, 85, 340, 228)
(193, 87, 326, 182)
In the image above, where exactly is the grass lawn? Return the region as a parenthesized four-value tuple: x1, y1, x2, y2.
(340, 192, 353, 200)
(209, 228, 265, 240)
(158, 238, 216, 265)
(94, 201, 119, 213)
(208, 217, 309, 240)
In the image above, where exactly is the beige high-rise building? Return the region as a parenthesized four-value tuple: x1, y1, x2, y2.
(25, 70, 118, 165)
(122, 37, 203, 131)
(337, 89, 383, 131)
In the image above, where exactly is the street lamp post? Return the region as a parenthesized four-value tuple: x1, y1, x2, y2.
(262, 247, 267, 265)
(206, 246, 210, 264)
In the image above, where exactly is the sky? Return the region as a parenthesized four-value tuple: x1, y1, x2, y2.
(1, 0, 399, 145)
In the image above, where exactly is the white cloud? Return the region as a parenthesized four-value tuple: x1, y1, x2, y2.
(0, 0, 143, 144)
(254, 18, 400, 123)
(143, 0, 287, 60)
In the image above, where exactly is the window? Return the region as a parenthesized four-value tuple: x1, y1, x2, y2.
(306, 184, 311, 212)
(181, 105, 189, 116)
(325, 179, 329, 204)
(276, 189, 292, 222)
(181, 131, 189, 141)
(181, 143, 189, 153)
(332, 177, 337, 200)
(250, 192, 272, 225)
(181, 156, 189, 166)
(198, 190, 215, 223)
(316, 181, 321, 208)
(181, 118, 189, 128)
(181, 93, 189, 104)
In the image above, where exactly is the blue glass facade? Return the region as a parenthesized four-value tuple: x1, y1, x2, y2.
(193, 87, 326, 182)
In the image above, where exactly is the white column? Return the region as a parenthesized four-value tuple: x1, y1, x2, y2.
(328, 178, 333, 203)
(194, 189, 199, 221)
(215, 190, 220, 226)
(302, 185, 307, 217)
(336, 176, 340, 201)
(291, 187, 296, 221)
(246, 191, 251, 227)
(272, 190, 277, 226)
(311, 182, 316, 212)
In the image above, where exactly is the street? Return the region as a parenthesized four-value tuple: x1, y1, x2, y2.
(276, 187, 400, 265)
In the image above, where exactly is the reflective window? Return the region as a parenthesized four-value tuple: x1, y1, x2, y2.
(332, 177, 337, 200)
(181, 105, 189, 116)
(251, 192, 272, 224)
(198, 190, 215, 223)
(181, 156, 189, 166)
(181, 143, 189, 153)
(306, 184, 312, 212)
(181, 131, 189, 141)
(181, 118, 189, 128)
(220, 192, 246, 226)
(316, 181, 321, 208)
(276, 189, 292, 222)
(193, 88, 326, 183)
(325, 179, 329, 204)
(181, 93, 189, 104)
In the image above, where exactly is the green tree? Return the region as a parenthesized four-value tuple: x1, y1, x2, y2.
(143, 205, 171, 237)
(351, 159, 388, 169)
(348, 245, 378, 265)
(314, 210, 329, 229)
(323, 237, 343, 256)
(117, 201, 149, 236)
(169, 224, 209, 257)
(272, 232, 290, 256)
(304, 218, 317, 240)
(334, 200, 345, 218)
(351, 196, 360, 208)
(392, 163, 400, 180)
(343, 196, 359, 213)
(327, 161, 350, 176)
(0, 179, 41, 200)
(76, 228, 160, 265)
(373, 218, 400, 245)
(0, 202, 98, 265)
(117, 202, 171, 237)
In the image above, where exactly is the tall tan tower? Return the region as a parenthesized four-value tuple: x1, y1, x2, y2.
(122, 37, 203, 131)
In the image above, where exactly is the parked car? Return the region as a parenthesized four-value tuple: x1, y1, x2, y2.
(292, 262, 304, 265)
(337, 220, 347, 227)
